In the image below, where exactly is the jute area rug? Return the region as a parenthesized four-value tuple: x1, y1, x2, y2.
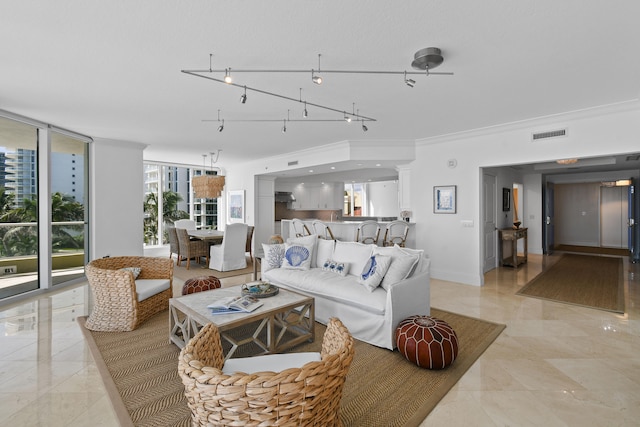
(517, 253, 624, 313)
(79, 309, 504, 427)
(172, 256, 255, 282)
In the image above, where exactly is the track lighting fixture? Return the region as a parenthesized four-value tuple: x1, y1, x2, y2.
(240, 86, 247, 103)
(303, 102, 308, 118)
(344, 114, 352, 123)
(217, 120, 224, 132)
(282, 120, 287, 133)
(404, 71, 416, 87)
(224, 68, 232, 84)
(312, 71, 322, 85)
(362, 122, 368, 132)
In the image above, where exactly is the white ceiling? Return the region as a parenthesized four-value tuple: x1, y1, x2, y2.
(2, 1, 640, 171)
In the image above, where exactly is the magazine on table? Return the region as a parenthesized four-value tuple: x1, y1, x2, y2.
(207, 296, 263, 314)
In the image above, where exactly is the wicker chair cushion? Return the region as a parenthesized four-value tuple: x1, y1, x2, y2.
(135, 279, 171, 301)
(223, 352, 321, 375)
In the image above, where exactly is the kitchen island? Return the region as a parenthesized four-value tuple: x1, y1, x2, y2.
(280, 219, 415, 248)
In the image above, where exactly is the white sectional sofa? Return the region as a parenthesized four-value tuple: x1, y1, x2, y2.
(261, 235, 430, 350)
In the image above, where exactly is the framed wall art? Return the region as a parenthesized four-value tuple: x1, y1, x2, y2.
(433, 185, 457, 214)
(502, 188, 511, 212)
(228, 190, 245, 223)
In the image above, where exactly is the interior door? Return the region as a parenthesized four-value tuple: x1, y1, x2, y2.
(543, 182, 555, 254)
(483, 173, 497, 272)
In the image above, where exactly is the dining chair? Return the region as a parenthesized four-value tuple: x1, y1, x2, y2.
(312, 220, 335, 240)
(292, 218, 311, 237)
(245, 225, 255, 262)
(355, 220, 381, 245)
(176, 228, 209, 269)
(383, 220, 410, 247)
(167, 226, 180, 261)
(209, 223, 248, 271)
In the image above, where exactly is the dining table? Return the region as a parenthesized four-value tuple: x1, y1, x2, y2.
(188, 229, 224, 244)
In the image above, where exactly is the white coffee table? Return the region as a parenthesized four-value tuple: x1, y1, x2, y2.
(169, 284, 315, 360)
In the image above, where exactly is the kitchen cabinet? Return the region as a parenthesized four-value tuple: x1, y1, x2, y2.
(291, 183, 342, 210)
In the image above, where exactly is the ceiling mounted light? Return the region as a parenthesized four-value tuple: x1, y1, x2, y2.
(282, 120, 287, 133)
(303, 101, 308, 118)
(556, 158, 578, 165)
(224, 68, 233, 84)
(362, 122, 368, 132)
(240, 86, 247, 103)
(344, 113, 352, 123)
(404, 71, 416, 87)
(217, 120, 224, 132)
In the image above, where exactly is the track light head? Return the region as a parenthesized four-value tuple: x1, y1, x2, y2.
(362, 123, 368, 132)
(303, 108, 308, 118)
(405, 78, 416, 87)
(312, 71, 322, 85)
(344, 114, 352, 123)
(224, 68, 233, 84)
(240, 93, 247, 103)
(282, 120, 287, 133)
(217, 120, 224, 132)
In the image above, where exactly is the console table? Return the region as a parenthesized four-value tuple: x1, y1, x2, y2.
(499, 228, 528, 267)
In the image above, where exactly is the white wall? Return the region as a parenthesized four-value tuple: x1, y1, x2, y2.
(367, 180, 399, 217)
(413, 102, 640, 286)
(90, 138, 146, 259)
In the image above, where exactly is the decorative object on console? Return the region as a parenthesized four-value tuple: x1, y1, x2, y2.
(400, 210, 412, 222)
(433, 185, 457, 214)
(396, 315, 459, 369)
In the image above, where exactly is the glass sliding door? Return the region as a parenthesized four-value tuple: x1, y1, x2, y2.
(0, 117, 39, 298)
(50, 131, 88, 286)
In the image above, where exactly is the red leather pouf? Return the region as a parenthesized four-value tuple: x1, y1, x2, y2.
(396, 315, 459, 369)
(181, 276, 221, 295)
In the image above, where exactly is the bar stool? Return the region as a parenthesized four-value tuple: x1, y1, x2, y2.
(383, 220, 410, 247)
(292, 218, 311, 237)
(355, 220, 380, 245)
(312, 220, 335, 240)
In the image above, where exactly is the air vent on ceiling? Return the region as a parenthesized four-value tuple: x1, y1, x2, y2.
(531, 128, 567, 141)
(288, 160, 299, 166)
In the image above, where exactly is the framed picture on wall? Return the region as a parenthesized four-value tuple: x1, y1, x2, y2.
(502, 188, 511, 211)
(228, 190, 245, 223)
(433, 185, 457, 214)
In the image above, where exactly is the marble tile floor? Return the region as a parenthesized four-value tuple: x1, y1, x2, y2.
(0, 252, 638, 426)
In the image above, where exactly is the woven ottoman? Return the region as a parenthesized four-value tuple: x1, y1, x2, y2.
(181, 276, 221, 295)
(396, 315, 459, 369)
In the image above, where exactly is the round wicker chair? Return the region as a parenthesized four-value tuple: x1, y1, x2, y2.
(178, 317, 355, 426)
(85, 256, 173, 332)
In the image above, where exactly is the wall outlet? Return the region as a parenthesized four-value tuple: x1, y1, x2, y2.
(461, 220, 474, 228)
(2, 266, 17, 275)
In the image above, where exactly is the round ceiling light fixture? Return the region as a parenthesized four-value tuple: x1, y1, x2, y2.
(411, 47, 444, 71)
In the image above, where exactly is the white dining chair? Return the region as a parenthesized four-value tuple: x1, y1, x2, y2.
(209, 223, 248, 271)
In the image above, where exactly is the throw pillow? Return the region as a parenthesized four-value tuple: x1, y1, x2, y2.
(321, 259, 349, 277)
(375, 245, 421, 291)
(120, 267, 141, 279)
(261, 243, 286, 272)
(287, 234, 319, 267)
(281, 242, 313, 270)
(358, 254, 391, 292)
(332, 241, 373, 277)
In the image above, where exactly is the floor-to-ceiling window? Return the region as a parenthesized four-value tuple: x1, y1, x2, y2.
(143, 162, 219, 247)
(0, 113, 90, 300)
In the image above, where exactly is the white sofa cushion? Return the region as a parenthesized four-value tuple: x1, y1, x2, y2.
(282, 242, 314, 270)
(358, 254, 392, 291)
(374, 245, 421, 291)
(315, 239, 335, 268)
(262, 243, 286, 272)
(263, 268, 387, 315)
(332, 241, 373, 277)
(135, 279, 170, 302)
(222, 352, 321, 375)
(287, 234, 319, 267)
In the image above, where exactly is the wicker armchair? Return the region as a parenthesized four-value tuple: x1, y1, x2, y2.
(176, 228, 209, 269)
(85, 256, 173, 332)
(178, 318, 355, 427)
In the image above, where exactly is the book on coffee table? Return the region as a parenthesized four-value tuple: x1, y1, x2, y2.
(207, 296, 263, 314)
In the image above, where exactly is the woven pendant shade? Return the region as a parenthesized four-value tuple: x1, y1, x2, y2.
(193, 175, 225, 199)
